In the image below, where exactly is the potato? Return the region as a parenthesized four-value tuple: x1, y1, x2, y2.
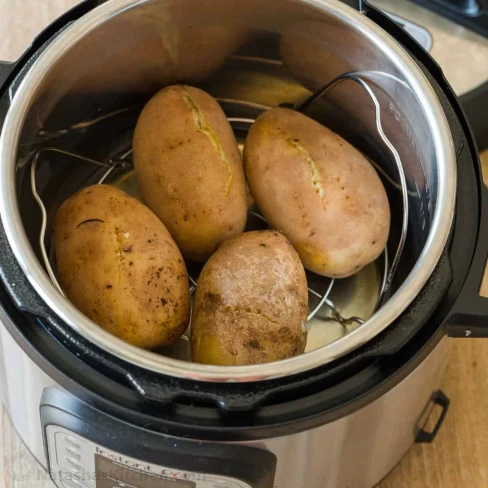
(54, 185, 190, 349)
(244, 108, 390, 278)
(133, 85, 248, 262)
(191, 231, 308, 366)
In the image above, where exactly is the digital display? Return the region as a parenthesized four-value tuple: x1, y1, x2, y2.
(95, 455, 196, 488)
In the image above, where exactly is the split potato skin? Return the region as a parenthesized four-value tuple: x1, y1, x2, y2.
(133, 85, 248, 262)
(191, 231, 308, 366)
(244, 108, 390, 278)
(54, 185, 190, 349)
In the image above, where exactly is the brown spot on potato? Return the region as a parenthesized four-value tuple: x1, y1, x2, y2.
(247, 339, 263, 351)
(205, 292, 222, 304)
(105, 284, 112, 290)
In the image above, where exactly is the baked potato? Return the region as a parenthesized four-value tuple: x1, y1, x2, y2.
(191, 230, 308, 366)
(244, 108, 390, 278)
(133, 85, 248, 262)
(54, 184, 190, 349)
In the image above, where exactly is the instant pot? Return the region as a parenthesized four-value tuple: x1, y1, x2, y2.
(0, 1, 487, 487)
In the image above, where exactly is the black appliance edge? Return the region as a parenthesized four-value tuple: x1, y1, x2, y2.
(412, 0, 488, 39)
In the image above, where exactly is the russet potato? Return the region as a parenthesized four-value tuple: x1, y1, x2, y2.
(244, 108, 390, 278)
(54, 185, 190, 349)
(133, 85, 248, 262)
(191, 231, 308, 366)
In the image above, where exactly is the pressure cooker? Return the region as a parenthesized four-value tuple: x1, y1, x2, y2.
(0, 0, 487, 487)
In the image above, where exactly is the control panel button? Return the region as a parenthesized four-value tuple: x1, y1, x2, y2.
(62, 435, 85, 451)
(65, 447, 82, 461)
(46, 425, 263, 488)
(61, 478, 85, 488)
(65, 456, 84, 472)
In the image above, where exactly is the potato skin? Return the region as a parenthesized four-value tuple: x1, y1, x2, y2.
(133, 85, 248, 262)
(191, 231, 308, 366)
(244, 108, 390, 278)
(54, 185, 190, 349)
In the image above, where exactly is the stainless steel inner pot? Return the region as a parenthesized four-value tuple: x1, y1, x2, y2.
(0, 0, 456, 382)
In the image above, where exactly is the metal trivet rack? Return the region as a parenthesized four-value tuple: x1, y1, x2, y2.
(30, 71, 408, 334)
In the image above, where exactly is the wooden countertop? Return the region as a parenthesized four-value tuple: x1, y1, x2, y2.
(1, 1, 488, 487)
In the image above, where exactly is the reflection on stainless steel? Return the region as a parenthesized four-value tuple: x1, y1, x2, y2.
(0, 0, 456, 382)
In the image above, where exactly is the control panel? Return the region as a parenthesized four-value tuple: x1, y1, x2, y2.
(41, 389, 276, 488)
(46, 426, 252, 488)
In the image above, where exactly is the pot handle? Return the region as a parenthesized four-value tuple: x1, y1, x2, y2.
(447, 154, 488, 338)
(415, 390, 450, 443)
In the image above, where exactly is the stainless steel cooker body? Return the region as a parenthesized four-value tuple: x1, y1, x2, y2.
(0, 309, 452, 488)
